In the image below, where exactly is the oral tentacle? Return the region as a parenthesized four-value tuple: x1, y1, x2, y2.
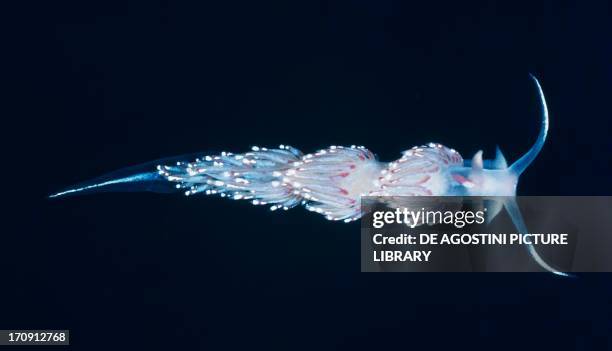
(509, 74, 549, 176)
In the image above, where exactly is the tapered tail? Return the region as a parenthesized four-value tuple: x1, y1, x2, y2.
(49, 172, 167, 198)
(509, 74, 549, 176)
(49, 147, 306, 210)
(48, 153, 208, 199)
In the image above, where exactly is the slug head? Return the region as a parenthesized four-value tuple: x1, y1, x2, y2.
(455, 74, 549, 197)
(454, 147, 518, 197)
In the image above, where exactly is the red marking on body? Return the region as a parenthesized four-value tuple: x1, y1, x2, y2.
(338, 172, 350, 177)
(452, 174, 469, 184)
(349, 164, 356, 169)
(358, 154, 365, 160)
(416, 175, 431, 185)
(339, 188, 349, 195)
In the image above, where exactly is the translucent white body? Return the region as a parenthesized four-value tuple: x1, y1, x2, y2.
(155, 143, 466, 222)
(50, 75, 567, 276)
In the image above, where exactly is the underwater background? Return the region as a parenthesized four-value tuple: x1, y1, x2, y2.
(5, 0, 612, 349)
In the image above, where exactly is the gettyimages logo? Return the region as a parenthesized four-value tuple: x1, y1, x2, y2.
(360, 196, 612, 273)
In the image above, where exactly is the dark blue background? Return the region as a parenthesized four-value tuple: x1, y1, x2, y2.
(6, 0, 612, 349)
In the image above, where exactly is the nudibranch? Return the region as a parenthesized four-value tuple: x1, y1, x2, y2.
(51, 75, 566, 276)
